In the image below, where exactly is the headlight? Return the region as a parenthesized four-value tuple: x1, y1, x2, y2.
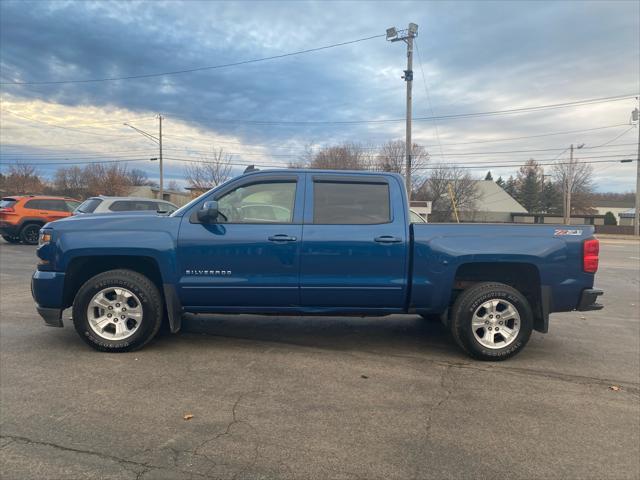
(38, 231, 52, 247)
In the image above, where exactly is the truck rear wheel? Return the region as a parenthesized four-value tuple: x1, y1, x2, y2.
(72, 269, 163, 352)
(449, 282, 533, 361)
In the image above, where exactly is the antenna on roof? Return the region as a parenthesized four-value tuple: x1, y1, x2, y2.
(244, 165, 259, 173)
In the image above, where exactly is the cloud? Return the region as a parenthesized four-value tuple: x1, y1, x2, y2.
(1, 0, 638, 190)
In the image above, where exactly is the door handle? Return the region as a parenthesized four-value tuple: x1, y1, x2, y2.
(268, 234, 297, 242)
(374, 235, 402, 244)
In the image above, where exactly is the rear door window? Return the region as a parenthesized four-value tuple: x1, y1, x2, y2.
(49, 200, 69, 212)
(312, 181, 390, 224)
(109, 200, 159, 212)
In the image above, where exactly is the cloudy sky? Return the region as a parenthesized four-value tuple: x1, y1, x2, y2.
(1, 0, 638, 191)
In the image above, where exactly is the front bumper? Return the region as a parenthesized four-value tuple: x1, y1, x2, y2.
(31, 270, 66, 327)
(36, 306, 64, 327)
(577, 288, 604, 311)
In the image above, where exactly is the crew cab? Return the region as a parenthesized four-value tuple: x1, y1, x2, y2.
(31, 169, 603, 360)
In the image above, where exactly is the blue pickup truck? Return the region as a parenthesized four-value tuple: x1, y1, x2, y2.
(31, 169, 603, 360)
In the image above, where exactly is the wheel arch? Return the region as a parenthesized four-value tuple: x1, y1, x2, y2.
(63, 255, 181, 332)
(451, 262, 548, 333)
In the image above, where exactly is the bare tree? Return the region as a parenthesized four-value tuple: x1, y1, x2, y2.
(52, 166, 87, 198)
(5, 163, 45, 194)
(415, 164, 479, 222)
(304, 142, 371, 170)
(85, 164, 133, 196)
(552, 159, 595, 215)
(375, 140, 429, 192)
(166, 180, 181, 191)
(185, 148, 233, 190)
(129, 168, 157, 187)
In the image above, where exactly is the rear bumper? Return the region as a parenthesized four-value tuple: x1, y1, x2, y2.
(31, 270, 66, 327)
(577, 288, 604, 311)
(0, 222, 19, 237)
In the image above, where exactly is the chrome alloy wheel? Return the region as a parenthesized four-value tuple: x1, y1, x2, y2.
(472, 299, 520, 349)
(87, 287, 143, 341)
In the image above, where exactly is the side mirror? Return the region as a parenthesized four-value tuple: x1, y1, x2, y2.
(197, 201, 219, 223)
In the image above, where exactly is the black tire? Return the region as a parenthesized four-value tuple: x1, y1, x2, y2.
(2, 235, 21, 244)
(72, 269, 164, 352)
(449, 282, 533, 361)
(19, 223, 41, 245)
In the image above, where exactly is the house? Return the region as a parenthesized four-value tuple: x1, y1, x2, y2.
(619, 208, 636, 227)
(129, 186, 191, 207)
(452, 180, 528, 223)
(591, 199, 635, 219)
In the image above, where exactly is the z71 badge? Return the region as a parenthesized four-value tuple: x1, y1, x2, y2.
(185, 269, 232, 276)
(554, 229, 583, 236)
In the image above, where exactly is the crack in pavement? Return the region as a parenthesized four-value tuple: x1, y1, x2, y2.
(414, 365, 455, 479)
(0, 434, 216, 480)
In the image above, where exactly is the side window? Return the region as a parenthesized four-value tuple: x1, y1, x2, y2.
(50, 200, 69, 212)
(109, 201, 133, 212)
(24, 199, 44, 210)
(216, 181, 297, 223)
(313, 181, 390, 224)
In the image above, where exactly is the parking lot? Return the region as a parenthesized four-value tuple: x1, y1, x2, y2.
(0, 238, 638, 480)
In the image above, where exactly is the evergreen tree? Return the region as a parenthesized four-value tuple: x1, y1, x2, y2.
(540, 180, 562, 214)
(604, 211, 617, 225)
(484, 171, 493, 181)
(515, 159, 543, 213)
(495, 176, 505, 188)
(504, 176, 517, 198)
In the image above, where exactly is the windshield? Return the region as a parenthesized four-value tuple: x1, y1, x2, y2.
(75, 198, 102, 213)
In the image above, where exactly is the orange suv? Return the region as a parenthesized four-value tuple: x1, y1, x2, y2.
(0, 196, 81, 245)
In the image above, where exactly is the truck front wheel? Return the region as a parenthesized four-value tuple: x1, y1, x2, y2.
(72, 269, 164, 352)
(449, 282, 533, 361)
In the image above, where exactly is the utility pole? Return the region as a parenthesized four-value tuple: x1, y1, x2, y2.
(633, 107, 639, 236)
(564, 143, 584, 225)
(158, 114, 164, 199)
(565, 144, 574, 225)
(387, 23, 419, 200)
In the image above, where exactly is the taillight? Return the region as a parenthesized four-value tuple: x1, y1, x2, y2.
(583, 238, 599, 273)
(0, 207, 14, 213)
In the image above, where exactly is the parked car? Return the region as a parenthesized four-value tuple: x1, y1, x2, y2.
(0, 195, 81, 245)
(74, 196, 178, 215)
(32, 169, 602, 360)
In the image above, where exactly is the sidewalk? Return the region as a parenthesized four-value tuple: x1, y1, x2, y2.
(596, 233, 640, 243)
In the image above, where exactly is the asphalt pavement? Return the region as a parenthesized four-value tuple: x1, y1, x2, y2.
(0, 238, 639, 479)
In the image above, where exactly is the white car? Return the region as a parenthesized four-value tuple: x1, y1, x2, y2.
(74, 196, 178, 215)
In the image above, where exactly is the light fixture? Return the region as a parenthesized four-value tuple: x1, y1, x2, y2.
(386, 27, 397, 40)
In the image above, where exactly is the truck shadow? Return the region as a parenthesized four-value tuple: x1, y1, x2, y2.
(176, 313, 462, 358)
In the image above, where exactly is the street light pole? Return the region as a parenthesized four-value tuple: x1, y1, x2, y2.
(387, 23, 418, 200)
(124, 115, 164, 198)
(633, 107, 639, 236)
(158, 114, 163, 199)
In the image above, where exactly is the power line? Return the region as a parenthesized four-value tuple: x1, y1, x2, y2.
(3, 156, 634, 170)
(0, 34, 386, 86)
(164, 94, 638, 125)
(414, 38, 444, 158)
